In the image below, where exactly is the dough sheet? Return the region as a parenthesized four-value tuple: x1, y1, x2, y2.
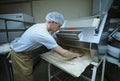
(40, 49, 92, 77)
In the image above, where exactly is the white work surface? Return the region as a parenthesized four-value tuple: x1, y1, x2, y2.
(40, 50, 92, 77)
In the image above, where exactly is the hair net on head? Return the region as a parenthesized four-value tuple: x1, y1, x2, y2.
(45, 12, 64, 25)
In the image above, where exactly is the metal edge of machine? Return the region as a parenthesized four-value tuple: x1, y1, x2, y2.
(56, 12, 108, 49)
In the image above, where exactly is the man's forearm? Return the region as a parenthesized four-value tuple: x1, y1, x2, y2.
(52, 45, 69, 57)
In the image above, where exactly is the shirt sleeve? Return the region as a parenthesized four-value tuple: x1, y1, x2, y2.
(31, 31, 58, 49)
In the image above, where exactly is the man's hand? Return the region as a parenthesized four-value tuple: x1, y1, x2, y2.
(63, 50, 85, 60)
(52, 46, 85, 60)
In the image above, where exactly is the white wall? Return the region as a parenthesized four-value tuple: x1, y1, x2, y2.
(0, 0, 92, 23)
(32, 0, 92, 23)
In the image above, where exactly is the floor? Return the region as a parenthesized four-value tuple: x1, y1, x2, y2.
(0, 56, 120, 81)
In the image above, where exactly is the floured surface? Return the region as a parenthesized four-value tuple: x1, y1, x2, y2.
(0, 43, 11, 54)
(40, 49, 92, 77)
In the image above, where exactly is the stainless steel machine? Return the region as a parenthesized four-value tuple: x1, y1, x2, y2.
(56, 13, 107, 62)
(41, 12, 108, 81)
(40, 0, 120, 80)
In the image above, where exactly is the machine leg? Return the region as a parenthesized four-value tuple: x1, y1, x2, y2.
(101, 55, 106, 81)
(91, 66, 97, 81)
(48, 63, 51, 81)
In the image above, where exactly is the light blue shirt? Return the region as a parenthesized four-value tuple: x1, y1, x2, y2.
(12, 23, 58, 52)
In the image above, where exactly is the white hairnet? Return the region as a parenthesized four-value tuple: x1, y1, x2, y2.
(45, 12, 64, 25)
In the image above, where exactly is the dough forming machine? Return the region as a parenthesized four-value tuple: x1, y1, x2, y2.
(41, 12, 108, 81)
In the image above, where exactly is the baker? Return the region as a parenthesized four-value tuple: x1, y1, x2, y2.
(8, 11, 83, 81)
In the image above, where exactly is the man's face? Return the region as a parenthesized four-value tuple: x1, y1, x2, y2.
(46, 21, 61, 32)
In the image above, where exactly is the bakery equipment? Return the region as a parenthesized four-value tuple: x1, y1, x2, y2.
(41, 12, 108, 81)
(107, 28, 120, 67)
(0, 13, 34, 43)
